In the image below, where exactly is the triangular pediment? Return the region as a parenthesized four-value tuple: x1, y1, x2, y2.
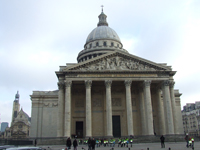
(65, 51, 172, 72)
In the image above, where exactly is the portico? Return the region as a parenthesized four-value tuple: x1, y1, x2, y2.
(56, 75, 179, 137)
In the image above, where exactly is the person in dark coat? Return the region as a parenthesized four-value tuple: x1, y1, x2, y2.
(185, 134, 189, 148)
(160, 135, 165, 148)
(66, 137, 72, 149)
(91, 138, 96, 150)
(73, 139, 78, 150)
(88, 137, 92, 150)
(34, 139, 37, 147)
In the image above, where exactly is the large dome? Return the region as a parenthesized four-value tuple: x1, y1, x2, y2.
(77, 10, 128, 63)
(86, 26, 121, 44)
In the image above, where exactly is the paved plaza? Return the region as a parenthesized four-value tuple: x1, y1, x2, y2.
(39, 142, 200, 150)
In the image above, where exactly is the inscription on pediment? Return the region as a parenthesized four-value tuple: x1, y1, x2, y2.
(71, 56, 161, 71)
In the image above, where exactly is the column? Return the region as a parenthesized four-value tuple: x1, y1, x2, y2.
(156, 87, 165, 135)
(143, 80, 154, 135)
(169, 81, 178, 134)
(162, 80, 174, 134)
(85, 80, 92, 137)
(124, 80, 134, 136)
(64, 80, 72, 137)
(105, 80, 113, 137)
(57, 81, 65, 137)
(139, 87, 147, 135)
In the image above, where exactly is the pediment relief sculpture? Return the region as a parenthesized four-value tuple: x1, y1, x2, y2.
(70, 56, 165, 71)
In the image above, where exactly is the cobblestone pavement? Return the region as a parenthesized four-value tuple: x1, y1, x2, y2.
(39, 142, 200, 150)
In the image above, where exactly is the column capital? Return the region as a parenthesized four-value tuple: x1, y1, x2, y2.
(169, 81, 175, 88)
(163, 80, 170, 86)
(65, 80, 72, 87)
(124, 80, 132, 87)
(143, 80, 151, 87)
(85, 80, 92, 88)
(57, 81, 65, 89)
(105, 80, 112, 88)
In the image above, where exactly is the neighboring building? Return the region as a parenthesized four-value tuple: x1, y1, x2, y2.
(182, 102, 200, 136)
(1, 122, 8, 132)
(11, 91, 20, 126)
(3, 91, 31, 139)
(30, 10, 183, 140)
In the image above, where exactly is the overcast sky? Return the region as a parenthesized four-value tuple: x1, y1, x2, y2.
(0, 0, 200, 126)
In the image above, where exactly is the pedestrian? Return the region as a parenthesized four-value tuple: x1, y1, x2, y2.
(185, 133, 189, 148)
(160, 135, 165, 148)
(118, 138, 121, 147)
(34, 139, 37, 147)
(73, 138, 78, 150)
(129, 136, 133, 147)
(191, 137, 194, 148)
(91, 138, 96, 150)
(88, 137, 92, 150)
(66, 137, 72, 150)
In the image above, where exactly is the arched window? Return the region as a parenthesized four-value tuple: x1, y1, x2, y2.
(96, 42, 99, 46)
(111, 42, 114, 47)
(103, 42, 107, 46)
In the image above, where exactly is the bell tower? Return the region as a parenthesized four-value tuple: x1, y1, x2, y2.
(11, 91, 20, 125)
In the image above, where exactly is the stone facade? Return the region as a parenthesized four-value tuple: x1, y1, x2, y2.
(30, 10, 184, 139)
(182, 102, 200, 136)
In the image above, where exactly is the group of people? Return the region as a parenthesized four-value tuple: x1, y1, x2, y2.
(117, 137, 133, 147)
(67, 135, 196, 149)
(66, 137, 78, 150)
(66, 137, 134, 150)
(185, 134, 194, 148)
(66, 137, 96, 150)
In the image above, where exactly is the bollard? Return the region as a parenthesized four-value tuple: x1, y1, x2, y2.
(112, 148, 114, 150)
(169, 148, 171, 150)
(147, 148, 149, 150)
(128, 148, 130, 150)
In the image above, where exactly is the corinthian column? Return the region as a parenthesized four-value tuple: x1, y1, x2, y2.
(143, 80, 154, 135)
(162, 80, 174, 134)
(139, 87, 147, 135)
(105, 80, 113, 137)
(85, 80, 92, 137)
(169, 81, 178, 134)
(156, 87, 165, 135)
(124, 80, 134, 136)
(57, 81, 65, 137)
(64, 80, 72, 137)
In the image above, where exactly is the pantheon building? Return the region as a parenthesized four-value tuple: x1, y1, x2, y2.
(30, 10, 183, 140)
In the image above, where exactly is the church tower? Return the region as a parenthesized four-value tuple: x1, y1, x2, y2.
(11, 91, 20, 125)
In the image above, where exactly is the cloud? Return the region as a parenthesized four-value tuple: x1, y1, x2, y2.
(0, 0, 200, 125)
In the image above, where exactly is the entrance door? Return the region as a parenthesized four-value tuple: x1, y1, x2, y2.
(76, 121, 83, 138)
(112, 116, 121, 137)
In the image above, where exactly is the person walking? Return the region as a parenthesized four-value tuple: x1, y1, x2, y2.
(91, 138, 96, 150)
(185, 133, 189, 148)
(191, 137, 194, 148)
(34, 139, 37, 147)
(88, 137, 92, 150)
(66, 137, 72, 150)
(73, 139, 78, 150)
(160, 135, 165, 148)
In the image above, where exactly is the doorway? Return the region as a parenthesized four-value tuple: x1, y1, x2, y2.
(76, 121, 83, 138)
(112, 116, 121, 137)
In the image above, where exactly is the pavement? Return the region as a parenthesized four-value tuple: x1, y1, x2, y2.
(39, 142, 200, 150)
